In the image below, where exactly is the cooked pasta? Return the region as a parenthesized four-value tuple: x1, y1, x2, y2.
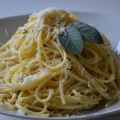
(0, 8, 120, 117)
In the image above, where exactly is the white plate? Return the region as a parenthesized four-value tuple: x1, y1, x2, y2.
(0, 11, 120, 120)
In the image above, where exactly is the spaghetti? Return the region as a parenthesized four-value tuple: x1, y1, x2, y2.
(0, 8, 120, 117)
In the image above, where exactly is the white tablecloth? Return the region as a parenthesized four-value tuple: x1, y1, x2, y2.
(0, 0, 120, 119)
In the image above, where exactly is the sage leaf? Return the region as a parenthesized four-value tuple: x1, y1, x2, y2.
(58, 22, 103, 56)
(70, 22, 103, 44)
(58, 26, 83, 55)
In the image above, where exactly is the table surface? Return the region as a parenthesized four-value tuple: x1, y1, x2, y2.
(0, 0, 120, 119)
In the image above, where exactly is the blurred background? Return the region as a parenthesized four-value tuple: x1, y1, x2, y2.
(0, 0, 120, 18)
(0, 0, 120, 120)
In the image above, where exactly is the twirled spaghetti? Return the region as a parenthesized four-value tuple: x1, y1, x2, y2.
(0, 8, 120, 117)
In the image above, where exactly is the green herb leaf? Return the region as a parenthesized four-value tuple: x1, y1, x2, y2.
(58, 26, 83, 55)
(58, 22, 103, 56)
(70, 22, 103, 44)
(23, 29, 27, 34)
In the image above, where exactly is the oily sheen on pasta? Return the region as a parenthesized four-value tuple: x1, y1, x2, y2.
(0, 8, 120, 117)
